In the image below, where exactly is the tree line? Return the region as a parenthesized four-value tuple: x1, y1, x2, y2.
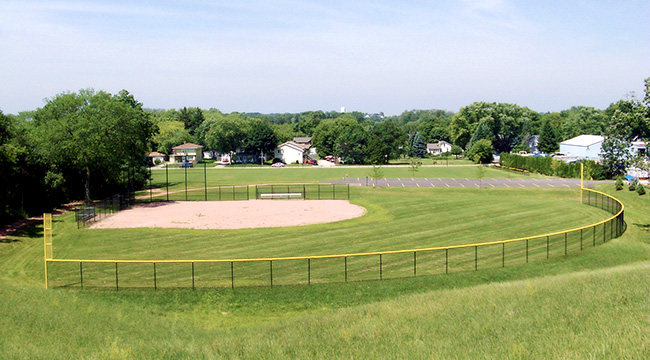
(1, 78, 648, 224)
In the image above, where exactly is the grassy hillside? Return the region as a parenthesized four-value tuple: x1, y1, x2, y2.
(1, 174, 649, 358)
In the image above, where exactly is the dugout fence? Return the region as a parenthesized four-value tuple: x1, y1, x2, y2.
(45, 187, 625, 290)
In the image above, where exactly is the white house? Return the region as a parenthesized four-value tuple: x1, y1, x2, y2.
(426, 141, 452, 155)
(632, 139, 647, 157)
(275, 141, 307, 164)
(559, 135, 604, 161)
(275, 137, 317, 164)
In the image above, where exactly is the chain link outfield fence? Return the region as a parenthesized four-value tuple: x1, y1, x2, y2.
(47, 188, 624, 290)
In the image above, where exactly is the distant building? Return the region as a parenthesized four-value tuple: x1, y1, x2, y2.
(632, 139, 648, 157)
(528, 135, 540, 154)
(426, 141, 452, 155)
(170, 142, 204, 163)
(558, 135, 604, 161)
(274, 137, 317, 164)
(147, 152, 166, 165)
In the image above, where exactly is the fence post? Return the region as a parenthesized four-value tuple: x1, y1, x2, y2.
(115, 263, 119, 291)
(344, 257, 348, 282)
(270, 260, 273, 287)
(445, 249, 449, 273)
(502, 243, 505, 267)
(379, 254, 383, 280)
(230, 261, 234, 289)
(593, 225, 596, 247)
(204, 162, 207, 201)
(80, 262, 83, 289)
(192, 262, 195, 290)
(580, 229, 583, 250)
(184, 166, 188, 201)
(547, 236, 550, 258)
(149, 166, 153, 202)
(154, 263, 157, 290)
(475, 246, 478, 270)
(564, 232, 568, 255)
(413, 251, 417, 276)
(308, 258, 311, 285)
(526, 240, 529, 263)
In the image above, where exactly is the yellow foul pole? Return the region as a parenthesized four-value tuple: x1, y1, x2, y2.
(43, 213, 52, 289)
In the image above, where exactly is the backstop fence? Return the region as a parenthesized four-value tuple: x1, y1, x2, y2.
(146, 163, 351, 203)
(75, 180, 349, 227)
(74, 193, 136, 229)
(45, 187, 625, 290)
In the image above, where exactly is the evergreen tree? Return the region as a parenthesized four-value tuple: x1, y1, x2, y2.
(538, 120, 560, 154)
(410, 131, 427, 158)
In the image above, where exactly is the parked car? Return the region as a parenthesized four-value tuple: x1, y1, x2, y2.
(180, 161, 193, 168)
(271, 162, 285, 168)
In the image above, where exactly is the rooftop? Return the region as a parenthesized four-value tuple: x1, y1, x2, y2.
(172, 142, 204, 149)
(560, 135, 604, 147)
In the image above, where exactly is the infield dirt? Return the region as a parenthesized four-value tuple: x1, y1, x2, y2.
(90, 200, 366, 230)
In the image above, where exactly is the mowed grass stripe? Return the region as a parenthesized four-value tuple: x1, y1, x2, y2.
(55, 187, 607, 263)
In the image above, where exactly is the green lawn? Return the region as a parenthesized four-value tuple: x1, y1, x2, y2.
(1, 169, 649, 359)
(147, 165, 541, 194)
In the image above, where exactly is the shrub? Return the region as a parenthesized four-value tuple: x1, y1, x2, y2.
(615, 177, 624, 191)
(628, 180, 637, 191)
(637, 184, 646, 196)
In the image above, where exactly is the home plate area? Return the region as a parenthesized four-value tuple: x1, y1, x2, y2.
(90, 200, 366, 230)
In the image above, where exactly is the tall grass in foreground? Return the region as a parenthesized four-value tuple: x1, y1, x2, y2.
(1, 184, 649, 359)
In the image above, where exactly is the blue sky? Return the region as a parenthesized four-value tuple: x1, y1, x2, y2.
(1, 0, 648, 115)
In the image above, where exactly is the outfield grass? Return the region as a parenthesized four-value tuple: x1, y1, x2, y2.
(1, 170, 648, 359)
(148, 165, 541, 194)
(44, 187, 611, 289)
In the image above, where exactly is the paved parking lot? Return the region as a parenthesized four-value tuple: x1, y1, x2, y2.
(328, 177, 603, 188)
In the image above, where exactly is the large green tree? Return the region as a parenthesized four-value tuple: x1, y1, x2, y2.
(600, 137, 632, 177)
(560, 106, 605, 140)
(366, 122, 406, 164)
(335, 123, 368, 164)
(242, 118, 278, 162)
(312, 116, 358, 158)
(451, 102, 535, 153)
(31, 89, 154, 202)
(0, 111, 27, 221)
(153, 121, 195, 154)
(466, 139, 494, 164)
(198, 113, 247, 158)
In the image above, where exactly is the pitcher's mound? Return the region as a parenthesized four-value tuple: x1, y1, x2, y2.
(90, 200, 366, 230)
